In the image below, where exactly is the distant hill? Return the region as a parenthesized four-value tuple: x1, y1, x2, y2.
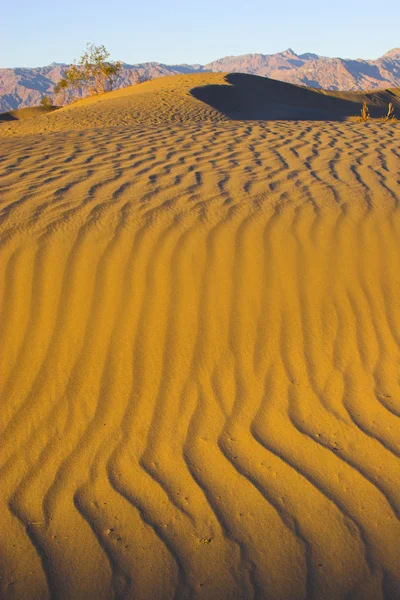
(1, 48, 400, 112)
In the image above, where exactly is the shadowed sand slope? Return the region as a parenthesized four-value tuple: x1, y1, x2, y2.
(0, 106, 57, 122)
(1, 118, 400, 599)
(192, 73, 400, 120)
(1, 72, 400, 136)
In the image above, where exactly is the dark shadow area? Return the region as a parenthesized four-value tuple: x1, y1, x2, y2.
(191, 73, 399, 121)
(0, 112, 18, 122)
(0, 106, 58, 122)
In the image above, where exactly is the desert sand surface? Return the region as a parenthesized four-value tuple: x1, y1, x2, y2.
(2, 73, 400, 135)
(1, 73, 400, 600)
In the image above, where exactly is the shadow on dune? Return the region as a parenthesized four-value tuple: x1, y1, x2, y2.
(190, 73, 391, 121)
(0, 106, 57, 122)
(0, 112, 18, 122)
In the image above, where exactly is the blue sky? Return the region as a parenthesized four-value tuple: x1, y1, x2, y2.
(2, 0, 399, 68)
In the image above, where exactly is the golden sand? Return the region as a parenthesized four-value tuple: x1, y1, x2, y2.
(2, 72, 399, 135)
(1, 76, 400, 599)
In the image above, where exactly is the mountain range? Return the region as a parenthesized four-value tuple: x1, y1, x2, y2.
(1, 47, 400, 112)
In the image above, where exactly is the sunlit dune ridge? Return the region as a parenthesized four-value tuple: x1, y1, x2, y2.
(1, 115, 400, 600)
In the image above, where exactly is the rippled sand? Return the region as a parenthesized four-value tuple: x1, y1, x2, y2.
(1, 98, 400, 599)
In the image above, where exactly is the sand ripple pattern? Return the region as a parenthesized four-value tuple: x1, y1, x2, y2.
(1, 121, 400, 599)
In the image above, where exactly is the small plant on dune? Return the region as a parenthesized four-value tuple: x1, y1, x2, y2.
(360, 101, 370, 122)
(54, 63, 84, 103)
(53, 77, 69, 104)
(54, 43, 122, 105)
(80, 43, 122, 95)
(39, 95, 53, 109)
(385, 102, 395, 121)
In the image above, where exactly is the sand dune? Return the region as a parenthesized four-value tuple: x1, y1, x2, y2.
(1, 77, 400, 599)
(1, 72, 399, 137)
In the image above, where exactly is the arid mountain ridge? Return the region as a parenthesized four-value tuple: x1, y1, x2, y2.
(1, 47, 400, 111)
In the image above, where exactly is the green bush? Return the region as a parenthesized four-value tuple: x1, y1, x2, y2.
(40, 95, 53, 109)
(54, 43, 122, 104)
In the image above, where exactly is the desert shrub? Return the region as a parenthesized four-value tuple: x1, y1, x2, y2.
(54, 43, 122, 104)
(40, 95, 53, 109)
(360, 102, 370, 122)
(385, 102, 395, 121)
(53, 78, 67, 104)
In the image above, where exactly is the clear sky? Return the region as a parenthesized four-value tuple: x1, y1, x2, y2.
(2, 0, 399, 68)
